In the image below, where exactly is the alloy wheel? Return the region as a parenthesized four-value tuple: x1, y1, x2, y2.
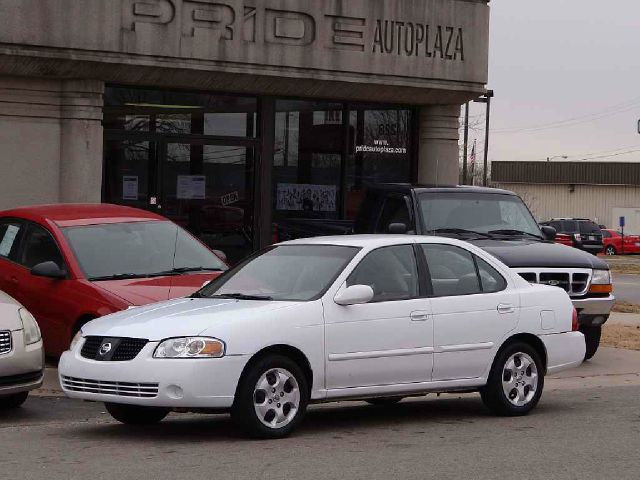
(501, 352, 538, 407)
(253, 368, 300, 429)
(605, 246, 616, 256)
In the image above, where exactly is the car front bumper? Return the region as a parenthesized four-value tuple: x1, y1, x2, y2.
(58, 342, 250, 409)
(572, 295, 615, 327)
(0, 332, 44, 396)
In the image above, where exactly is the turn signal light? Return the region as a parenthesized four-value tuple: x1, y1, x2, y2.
(572, 308, 579, 332)
(589, 284, 613, 294)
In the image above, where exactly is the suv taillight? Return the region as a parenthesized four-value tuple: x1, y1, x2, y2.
(574, 233, 582, 242)
(572, 308, 579, 332)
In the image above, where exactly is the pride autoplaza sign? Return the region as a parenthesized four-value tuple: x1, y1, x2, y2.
(0, 0, 488, 87)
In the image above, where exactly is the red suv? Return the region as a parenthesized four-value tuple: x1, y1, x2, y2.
(0, 204, 227, 355)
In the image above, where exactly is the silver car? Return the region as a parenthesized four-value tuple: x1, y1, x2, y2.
(0, 291, 44, 409)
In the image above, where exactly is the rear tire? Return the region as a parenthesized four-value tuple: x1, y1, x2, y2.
(581, 326, 602, 360)
(480, 342, 544, 416)
(605, 246, 616, 256)
(0, 392, 29, 409)
(105, 403, 169, 425)
(365, 397, 404, 406)
(232, 355, 309, 439)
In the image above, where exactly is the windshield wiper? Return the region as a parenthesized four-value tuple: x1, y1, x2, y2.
(170, 266, 226, 273)
(488, 229, 543, 240)
(210, 293, 273, 301)
(430, 228, 491, 239)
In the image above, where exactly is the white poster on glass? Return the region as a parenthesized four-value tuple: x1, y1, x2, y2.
(177, 175, 206, 200)
(122, 176, 139, 200)
(276, 183, 337, 212)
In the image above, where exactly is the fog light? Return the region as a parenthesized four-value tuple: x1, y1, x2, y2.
(166, 385, 184, 399)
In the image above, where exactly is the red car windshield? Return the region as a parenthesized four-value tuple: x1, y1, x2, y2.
(63, 221, 227, 281)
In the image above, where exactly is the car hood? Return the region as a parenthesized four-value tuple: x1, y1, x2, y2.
(0, 294, 22, 331)
(92, 272, 222, 306)
(81, 297, 301, 340)
(468, 239, 610, 269)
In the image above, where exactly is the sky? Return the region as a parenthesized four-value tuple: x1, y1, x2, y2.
(467, 0, 640, 164)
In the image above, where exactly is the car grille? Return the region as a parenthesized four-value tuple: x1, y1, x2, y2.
(514, 269, 592, 296)
(60, 376, 159, 398)
(0, 331, 12, 355)
(81, 337, 148, 361)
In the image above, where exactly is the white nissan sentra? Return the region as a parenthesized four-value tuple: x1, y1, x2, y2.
(59, 236, 585, 438)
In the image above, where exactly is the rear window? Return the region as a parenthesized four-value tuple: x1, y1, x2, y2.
(579, 221, 601, 234)
(561, 221, 578, 233)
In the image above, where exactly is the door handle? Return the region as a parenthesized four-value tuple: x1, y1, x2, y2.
(9, 276, 18, 285)
(497, 303, 515, 314)
(411, 311, 431, 321)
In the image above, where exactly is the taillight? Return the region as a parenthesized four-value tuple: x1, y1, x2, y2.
(572, 308, 579, 332)
(574, 233, 582, 242)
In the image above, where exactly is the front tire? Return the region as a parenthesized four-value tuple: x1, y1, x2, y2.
(480, 343, 544, 416)
(232, 355, 309, 439)
(581, 326, 602, 360)
(105, 403, 170, 425)
(0, 392, 28, 409)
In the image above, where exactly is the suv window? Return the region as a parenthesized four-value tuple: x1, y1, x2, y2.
(347, 245, 418, 302)
(420, 244, 481, 296)
(579, 221, 601, 234)
(20, 225, 65, 270)
(0, 220, 23, 260)
(375, 197, 411, 233)
(561, 221, 578, 233)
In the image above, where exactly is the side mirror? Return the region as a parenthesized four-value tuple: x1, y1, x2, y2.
(388, 223, 408, 234)
(540, 226, 557, 241)
(31, 261, 66, 280)
(334, 285, 374, 306)
(212, 249, 227, 263)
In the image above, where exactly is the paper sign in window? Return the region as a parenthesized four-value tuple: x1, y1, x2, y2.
(177, 175, 206, 200)
(0, 225, 20, 257)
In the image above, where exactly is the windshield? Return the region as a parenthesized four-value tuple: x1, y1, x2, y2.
(418, 192, 542, 237)
(63, 221, 227, 280)
(198, 245, 359, 301)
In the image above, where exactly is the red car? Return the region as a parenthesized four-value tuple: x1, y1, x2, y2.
(0, 204, 227, 355)
(602, 229, 640, 255)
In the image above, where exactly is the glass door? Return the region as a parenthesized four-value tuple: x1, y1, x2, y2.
(161, 140, 255, 265)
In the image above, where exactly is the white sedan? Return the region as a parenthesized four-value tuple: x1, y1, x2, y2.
(0, 291, 44, 408)
(59, 236, 585, 438)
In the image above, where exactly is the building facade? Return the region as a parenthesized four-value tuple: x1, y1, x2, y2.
(0, 0, 490, 259)
(493, 161, 640, 234)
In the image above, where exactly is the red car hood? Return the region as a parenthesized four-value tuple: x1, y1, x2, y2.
(93, 272, 222, 306)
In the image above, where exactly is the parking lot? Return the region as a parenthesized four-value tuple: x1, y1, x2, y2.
(0, 346, 638, 480)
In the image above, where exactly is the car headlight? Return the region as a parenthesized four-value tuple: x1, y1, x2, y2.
(153, 337, 225, 359)
(19, 308, 42, 346)
(70, 331, 83, 351)
(589, 269, 613, 293)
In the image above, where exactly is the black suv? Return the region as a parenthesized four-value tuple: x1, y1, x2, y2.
(541, 219, 604, 255)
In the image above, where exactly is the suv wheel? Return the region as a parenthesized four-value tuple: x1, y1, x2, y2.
(581, 326, 602, 360)
(105, 403, 170, 425)
(232, 355, 309, 439)
(480, 343, 544, 416)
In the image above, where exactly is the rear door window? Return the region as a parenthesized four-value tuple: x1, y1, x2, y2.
(0, 220, 23, 261)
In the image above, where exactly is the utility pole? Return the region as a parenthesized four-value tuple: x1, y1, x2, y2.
(463, 102, 469, 185)
(475, 90, 494, 186)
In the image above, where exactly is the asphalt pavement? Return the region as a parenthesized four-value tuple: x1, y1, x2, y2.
(613, 273, 640, 304)
(2, 348, 640, 480)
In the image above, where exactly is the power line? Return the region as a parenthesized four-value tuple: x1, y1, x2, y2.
(492, 96, 640, 134)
